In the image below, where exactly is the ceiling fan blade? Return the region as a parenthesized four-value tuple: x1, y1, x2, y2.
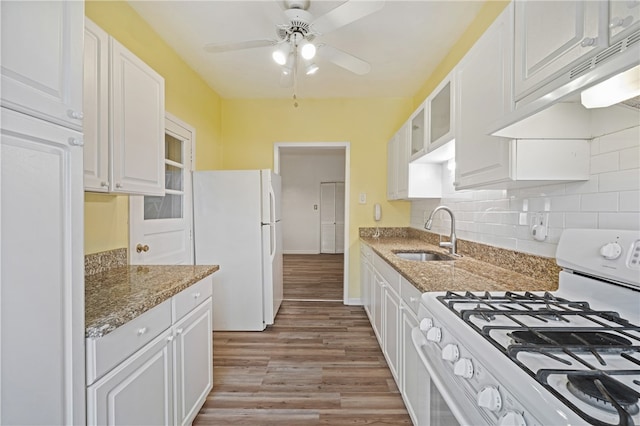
(311, 0, 384, 34)
(203, 39, 276, 53)
(317, 44, 371, 75)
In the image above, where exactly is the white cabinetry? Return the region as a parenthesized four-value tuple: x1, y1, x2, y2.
(1, 1, 85, 423)
(514, 0, 607, 102)
(86, 277, 213, 425)
(455, 3, 590, 190)
(427, 73, 455, 152)
(609, 0, 640, 43)
(83, 18, 165, 196)
(360, 244, 374, 321)
(373, 254, 402, 382)
(0, 1, 84, 131)
(387, 123, 409, 200)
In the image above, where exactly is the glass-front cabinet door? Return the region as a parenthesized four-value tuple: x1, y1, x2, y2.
(427, 73, 455, 152)
(409, 103, 426, 161)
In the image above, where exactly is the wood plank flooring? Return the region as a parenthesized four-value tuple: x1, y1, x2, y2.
(193, 301, 412, 425)
(283, 254, 344, 301)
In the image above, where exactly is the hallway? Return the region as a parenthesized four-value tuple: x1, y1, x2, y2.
(283, 254, 344, 301)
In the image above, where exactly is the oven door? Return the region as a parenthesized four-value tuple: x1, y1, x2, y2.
(411, 328, 479, 425)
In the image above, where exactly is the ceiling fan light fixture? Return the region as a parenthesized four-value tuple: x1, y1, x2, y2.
(305, 63, 319, 75)
(300, 40, 316, 60)
(272, 44, 289, 65)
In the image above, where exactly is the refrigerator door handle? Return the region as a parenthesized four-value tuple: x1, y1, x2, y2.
(270, 223, 276, 260)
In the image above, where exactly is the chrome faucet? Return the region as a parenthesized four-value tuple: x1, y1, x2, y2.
(424, 205, 458, 256)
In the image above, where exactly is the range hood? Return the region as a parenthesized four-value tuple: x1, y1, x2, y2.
(491, 29, 640, 139)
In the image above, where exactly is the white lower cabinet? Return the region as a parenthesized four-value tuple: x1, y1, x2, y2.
(363, 246, 431, 425)
(360, 244, 373, 321)
(87, 277, 213, 425)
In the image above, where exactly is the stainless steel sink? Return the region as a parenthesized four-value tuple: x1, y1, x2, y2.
(394, 251, 454, 261)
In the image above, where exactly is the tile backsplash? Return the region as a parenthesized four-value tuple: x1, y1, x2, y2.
(410, 112, 640, 258)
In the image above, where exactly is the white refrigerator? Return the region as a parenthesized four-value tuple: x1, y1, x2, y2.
(193, 169, 283, 331)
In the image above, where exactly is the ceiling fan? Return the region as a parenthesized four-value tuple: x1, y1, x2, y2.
(203, 0, 385, 87)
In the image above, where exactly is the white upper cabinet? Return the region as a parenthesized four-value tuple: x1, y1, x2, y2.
(426, 73, 455, 152)
(514, 0, 608, 102)
(609, 0, 640, 44)
(454, 3, 514, 190)
(409, 104, 427, 161)
(84, 19, 110, 191)
(83, 19, 165, 196)
(0, 1, 84, 131)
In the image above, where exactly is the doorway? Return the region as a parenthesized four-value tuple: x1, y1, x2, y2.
(274, 142, 350, 304)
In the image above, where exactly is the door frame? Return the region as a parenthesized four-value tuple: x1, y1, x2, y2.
(273, 142, 351, 305)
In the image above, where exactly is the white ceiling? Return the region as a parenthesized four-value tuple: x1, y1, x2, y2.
(128, 0, 485, 99)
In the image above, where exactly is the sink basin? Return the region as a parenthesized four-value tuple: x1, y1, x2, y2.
(394, 251, 454, 262)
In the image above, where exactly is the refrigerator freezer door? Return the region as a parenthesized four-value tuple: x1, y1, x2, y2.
(193, 170, 266, 330)
(261, 169, 282, 223)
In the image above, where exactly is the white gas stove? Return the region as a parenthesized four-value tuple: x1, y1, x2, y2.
(412, 229, 640, 426)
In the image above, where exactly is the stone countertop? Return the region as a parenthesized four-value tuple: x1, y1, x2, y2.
(85, 265, 219, 338)
(361, 236, 558, 294)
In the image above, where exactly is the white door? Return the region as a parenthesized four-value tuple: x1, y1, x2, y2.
(130, 114, 193, 265)
(320, 182, 345, 254)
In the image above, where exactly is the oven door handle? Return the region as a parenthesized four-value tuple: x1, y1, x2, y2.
(411, 327, 472, 426)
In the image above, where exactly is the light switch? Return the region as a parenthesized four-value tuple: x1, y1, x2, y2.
(359, 192, 367, 204)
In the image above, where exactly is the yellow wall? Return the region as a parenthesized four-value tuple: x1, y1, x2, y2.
(84, 0, 223, 254)
(221, 98, 414, 298)
(413, 0, 510, 108)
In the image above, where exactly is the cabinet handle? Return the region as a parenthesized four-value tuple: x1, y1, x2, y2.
(167, 335, 174, 342)
(67, 109, 84, 120)
(176, 328, 184, 335)
(610, 15, 634, 29)
(100, 181, 109, 188)
(580, 37, 597, 47)
(193, 292, 201, 299)
(410, 297, 418, 303)
(115, 183, 123, 188)
(136, 244, 150, 253)
(137, 327, 147, 336)
(68, 137, 84, 147)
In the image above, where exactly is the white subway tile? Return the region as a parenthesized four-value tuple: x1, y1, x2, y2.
(598, 213, 640, 230)
(515, 239, 558, 258)
(619, 146, 640, 170)
(580, 192, 619, 212)
(620, 191, 640, 212)
(598, 126, 640, 154)
(590, 151, 619, 174)
(599, 169, 640, 192)
(565, 176, 599, 195)
(549, 195, 581, 211)
(565, 213, 598, 228)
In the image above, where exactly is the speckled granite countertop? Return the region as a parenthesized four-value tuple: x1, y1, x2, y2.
(85, 265, 219, 338)
(361, 229, 558, 294)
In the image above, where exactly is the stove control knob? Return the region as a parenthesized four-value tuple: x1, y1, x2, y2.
(477, 386, 502, 412)
(426, 327, 442, 342)
(600, 242, 622, 260)
(419, 318, 433, 331)
(441, 344, 459, 362)
(453, 358, 473, 379)
(498, 411, 526, 426)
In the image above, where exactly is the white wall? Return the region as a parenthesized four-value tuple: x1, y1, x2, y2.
(281, 150, 345, 254)
(410, 105, 640, 258)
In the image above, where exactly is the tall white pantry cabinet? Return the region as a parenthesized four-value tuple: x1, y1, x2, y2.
(0, 1, 86, 424)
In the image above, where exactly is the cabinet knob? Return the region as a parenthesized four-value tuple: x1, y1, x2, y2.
(193, 292, 201, 299)
(610, 15, 634, 29)
(67, 109, 84, 120)
(410, 296, 418, 303)
(167, 335, 174, 342)
(115, 183, 123, 188)
(176, 328, 184, 335)
(68, 137, 84, 146)
(100, 181, 109, 188)
(137, 327, 147, 336)
(136, 244, 150, 253)
(580, 37, 597, 47)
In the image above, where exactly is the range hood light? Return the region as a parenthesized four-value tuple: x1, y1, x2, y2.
(580, 64, 640, 108)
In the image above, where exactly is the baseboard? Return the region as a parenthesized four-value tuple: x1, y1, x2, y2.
(346, 298, 363, 306)
(283, 250, 320, 254)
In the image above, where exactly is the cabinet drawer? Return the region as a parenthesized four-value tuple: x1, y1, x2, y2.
(400, 277, 422, 316)
(373, 254, 401, 293)
(360, 243, 372, 261)
(86, 299, 172, 385)
(172, 276, 213, 322)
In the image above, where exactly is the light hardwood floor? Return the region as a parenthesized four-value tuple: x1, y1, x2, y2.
(193, 254, 412, 425)
(283, 254, 344, 301)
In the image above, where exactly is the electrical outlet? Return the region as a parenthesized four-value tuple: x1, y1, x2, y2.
(530, 212, 548, 241)
(359, 192, 367, 204)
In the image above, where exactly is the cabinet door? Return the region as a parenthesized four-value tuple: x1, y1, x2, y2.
(454, 3, 514, 190)
(84, 18, 110, 191)
(360, 251, 372, 320)
(382, 286, 400, 381)
(1, 108, 85, 425)
(396, 124, 409, 199)
(372, 273, 384, 344)
(111, 38, 165, 196)
(174, 299, 213, 426)
(609, 0, 640, 44)
(0, 1, 84, 131)
(386, 134, 398, 200)
(427, 74, 455, 151)
(87, 330, 174, 426)
(409, 104, 426, 160)
(514, 0, 606, 100)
